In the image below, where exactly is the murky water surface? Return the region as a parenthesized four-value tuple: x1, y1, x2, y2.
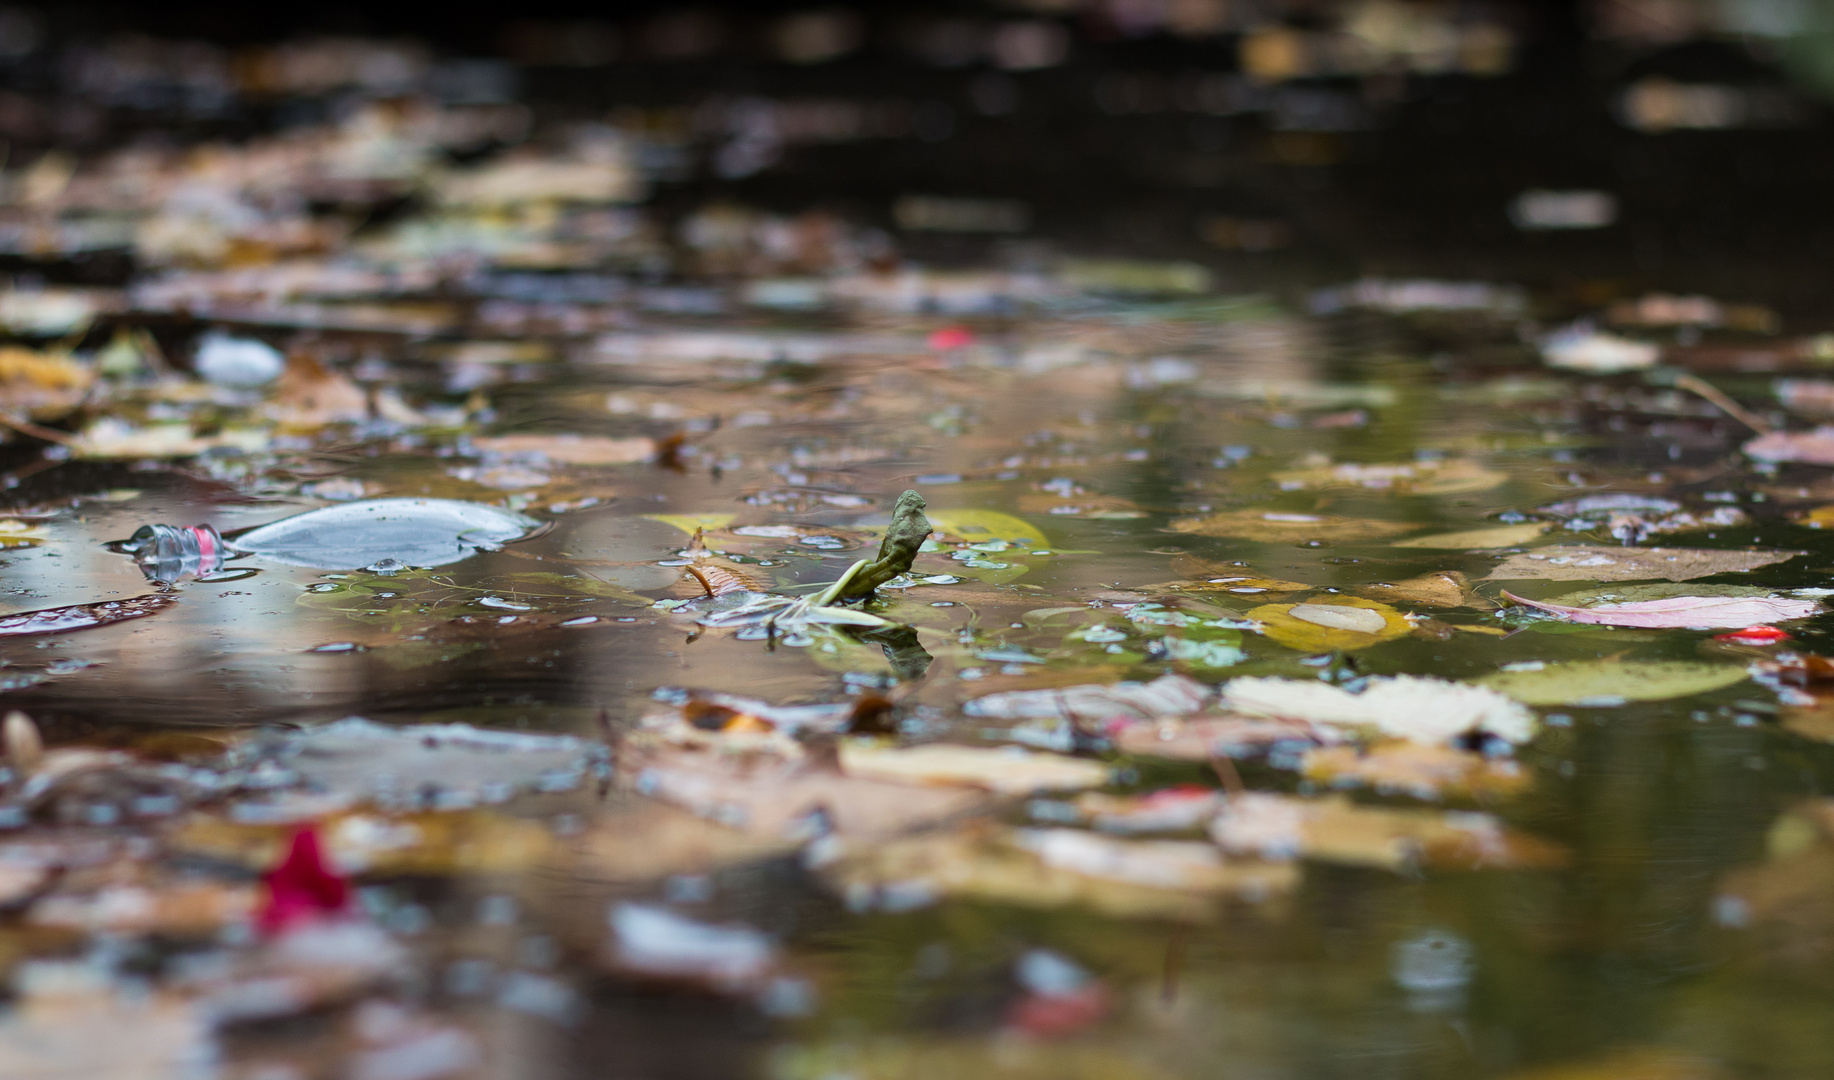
(6, 273, 1834, 1079)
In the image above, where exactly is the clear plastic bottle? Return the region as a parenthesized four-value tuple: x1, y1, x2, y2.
(114, 498, 538, 580)
(116, 524, 227, 583)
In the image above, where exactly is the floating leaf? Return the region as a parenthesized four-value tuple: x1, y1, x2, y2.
(818, 822, 1297, 922)
(1484, 545, 1798, 582)
(1390, 523, 1550, 549)
(645, 513, 738, 535)
(1169, 510, 1417, 543)
(1210, 792, 1567, 872)
(1113, 716, 1329, 761)
(1745, 427, 1834, 465)
(837, 742, 1109, 795)
(1271, 459, 1507, 496)
(1221, 675, 1537, 745)
(1501, 588, 1820, 628)
(1475, 659, 1747, 705)
(1353, 570, 1474, 607)
(474, 433, 657, 465)
(0, 346, 92, 421)
(1247, 596, 1410, 651)
(963, 674, 1212, 730)
(926, 508, 1049, 548)
(1302, 742, 1532, 801)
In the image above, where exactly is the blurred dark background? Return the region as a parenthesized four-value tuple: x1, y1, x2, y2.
(11, 1, 1834, 315)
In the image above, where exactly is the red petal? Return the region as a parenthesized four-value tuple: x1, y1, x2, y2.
(258, 827, 351, 934)
(1714, 625, 1790, 645)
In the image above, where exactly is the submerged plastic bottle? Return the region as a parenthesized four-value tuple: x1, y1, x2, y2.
(115, 498, 539, 580)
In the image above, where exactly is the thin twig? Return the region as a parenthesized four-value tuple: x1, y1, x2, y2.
(1209, 754, 1246, 795)
(1673, 373, 1773, 435)
(0, 414, 72, 445)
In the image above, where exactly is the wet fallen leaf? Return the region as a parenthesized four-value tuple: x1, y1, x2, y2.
(926, 508, 1049, 548)
(1069, 787, 1224, 833)
(1271, 458, 1507, 495)
(1210, 792, 1567, 871)
(1390, 523, 1550, 549)
(1302, 742, 1532, 801)
(267, 353, 368, 429)
(0, 595, 174, 637)
(1475, 658, 1748, 705)
(962, 674, 1212, 731)
(70, 419, 270, 459)
(171, 808, 560, 876)
(1247, 596, 1411, 651)
(818, 822, 1296, 921)
(1352, 570, 1474, 607)
(1112, 715, 1330, 760)
(0, 347, 92, 420)
(1220, 675, 1537, 745)
(29, 877, 256, 935)
(1502, 588, 1820, 628)
(546, 798, 798, 885)
(473, 433, 658, 465)
(1745, 426, 1834, 465)
(1168, 510, 1418, 543)
(837, 742, 1110, 795)
(225, 717, 607, 813)
(1484, 545, 1798, 582)
(617, 739, 990, 841)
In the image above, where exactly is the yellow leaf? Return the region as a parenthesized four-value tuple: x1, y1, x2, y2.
(644, 513, 736, 535)
(1391, 522, 1549, 548)
(1248, 596, 1410, 651)
(1169, 510, 1416, 543)
(926, 508, 1049, 547)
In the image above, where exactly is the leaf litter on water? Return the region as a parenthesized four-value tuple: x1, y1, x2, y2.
(1476, 658, 1748, 705)
(1484, 545, 1799, 582)
(1502, 586, 1820, 628)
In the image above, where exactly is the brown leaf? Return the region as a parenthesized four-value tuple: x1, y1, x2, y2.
(1168, 509, 1418, 543)
(1211, 792, 1566, 871)
(1354, 570, 1474, 607)
(0, 347, 91, 421)
(1746, 427, 1834, 465)
(1112, 716, 1327, 761)
(1302, 741, 1532, 801)
(474, 433, 657, 465)
(267, 353, 367, 429)
(1484, 545, 1799, 582)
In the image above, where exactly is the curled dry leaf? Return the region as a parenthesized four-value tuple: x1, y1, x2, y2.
(817, 822, 1297, 921)
(1168, 509, 1418, 543)
(1501, 589, 1820, 628)
(1210, 792, 1567, 872)
(1389, 523, 1549, 549)
(1476, 659, 1747, 706)
(0, 595, 174, 637)
(1302, 742, 1532, 801)
(1247, 596, 1410, 651)
(1484, 545, 1799, 583)
(1220, 675, 1537, 745)
(473, 433, 658, 465)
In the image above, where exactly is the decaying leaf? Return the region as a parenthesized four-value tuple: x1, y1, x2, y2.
(0, 347, 92, 421)
(963, 674, 1212, 731)
(473, 433, 658, 465)
(925, 508, 1048, 548)
(267, 353, 368, 429)
(1390, 523, 1550, 549)
(1484, 545, 1798, 582)
(1112, 715, 1329, 761)
(1168, 510, 1418, 543)
(1745, 426, 1834, 465)
(817, 822, 1297, 920)
(1353, 570, 1474, 607)
(1501, 588, 1820, 628)
(837, 742, 1110, 795)
(1068, 787, 1225, 833)
(1476, 659, 1747, 705)
(0, 594, 174, 637)
(617, 739, 991, 841)
(1271, 458, 1507, 495)
(835, 490, 932, 601)
(1302, 742, 1532, 801)
(225, 717, 607, 813)
(1210, 792, 1567, 871)
(1220, 675, 1538, 745)
(1247, 596, 1411, 651)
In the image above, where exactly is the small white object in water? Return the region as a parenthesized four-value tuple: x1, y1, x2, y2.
(1541, 324, 1659, 373)
(194, 332, 285, 388)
